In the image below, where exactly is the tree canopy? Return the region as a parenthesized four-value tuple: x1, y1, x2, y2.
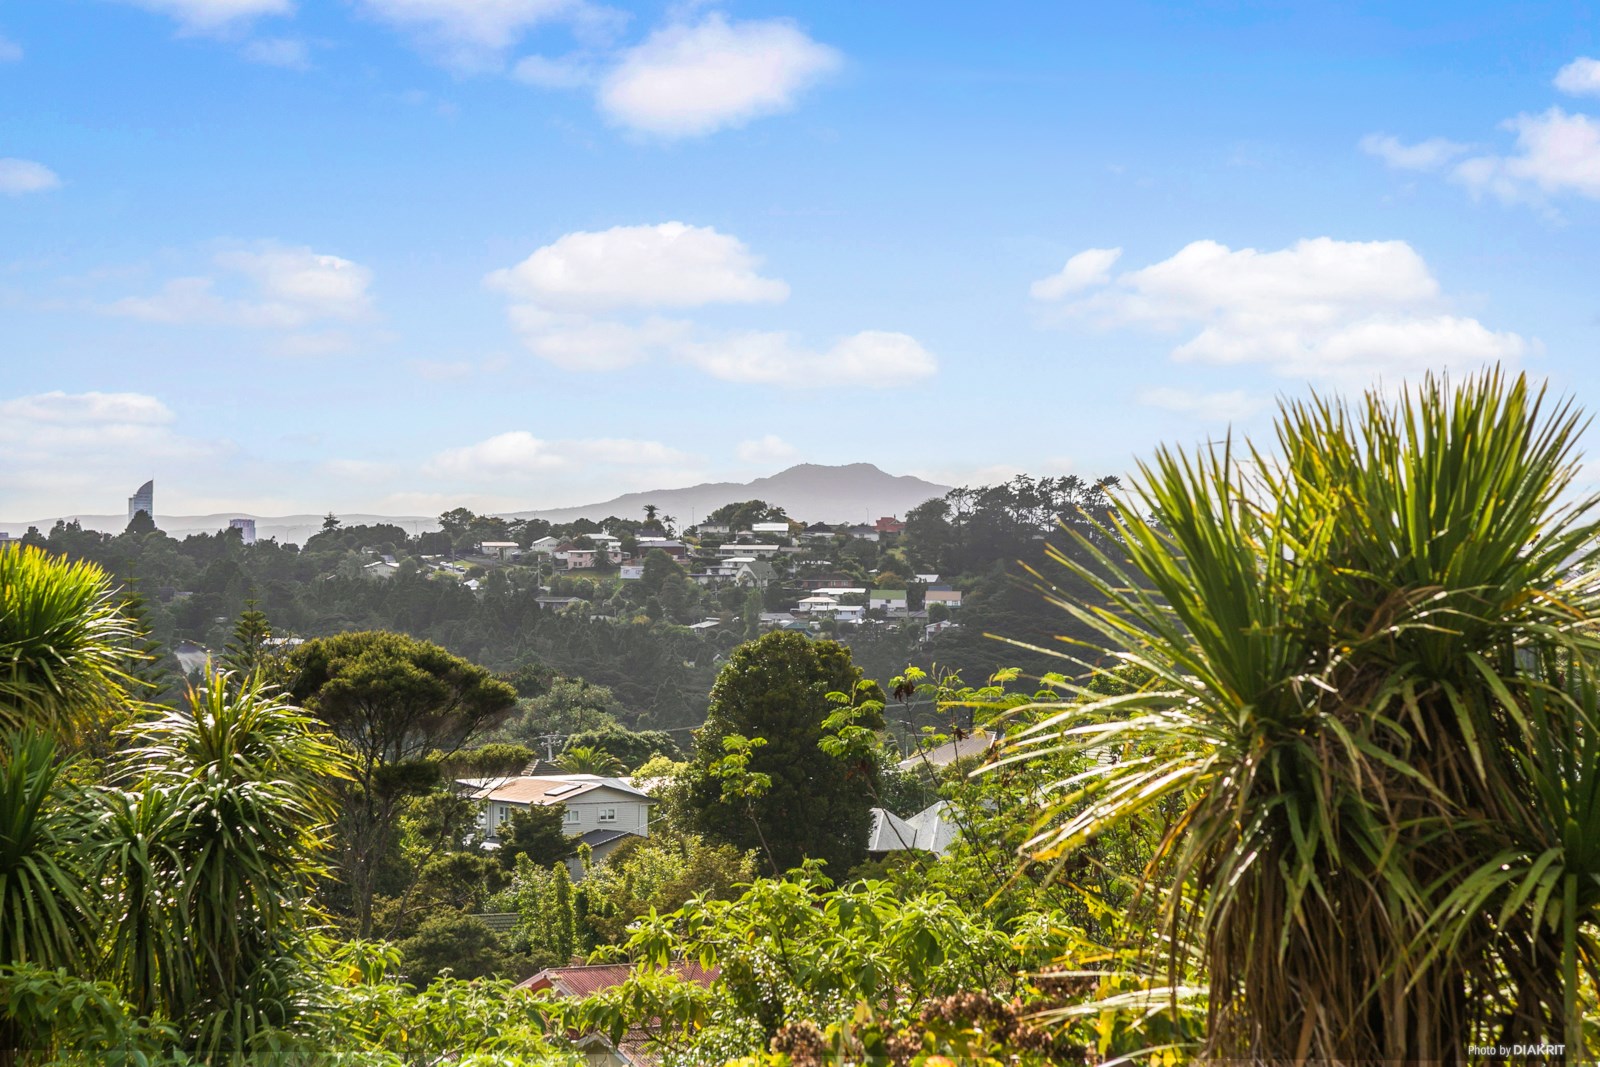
(686, 631, 883, 875)
(287, 631, 516, 935)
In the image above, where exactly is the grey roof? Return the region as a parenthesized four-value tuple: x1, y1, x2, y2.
(866, 800, 958, 855)
(896, 729, 993, 771)
(578, 828, 636, 849)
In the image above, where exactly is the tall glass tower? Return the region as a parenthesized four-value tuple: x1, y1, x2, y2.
(128, 480, 153, 522)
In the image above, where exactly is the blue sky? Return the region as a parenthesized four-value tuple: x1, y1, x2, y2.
(5, 0, 1600, 520)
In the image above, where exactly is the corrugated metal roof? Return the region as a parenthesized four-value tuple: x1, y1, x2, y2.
(456, 774, 654, 805)
(515, 960, 719, 997)
(896, 730, 993, 770)
(866, 800, 958, 856)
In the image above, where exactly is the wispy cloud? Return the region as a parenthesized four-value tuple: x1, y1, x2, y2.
(240, 36, 310, 68)
(0, 159, 60, 195)
(105, 244, 374, 334)
(1358, 133, 1469, 171)
(598, 13, 841, 137)
(1555, 56, 1600, 97)
(488, 222, 936, 386)
(109, 0, 293, 34)
(1364, 58, 1600, 208)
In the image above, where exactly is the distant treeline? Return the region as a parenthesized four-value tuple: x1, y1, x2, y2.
(19, 473, 1125, 728)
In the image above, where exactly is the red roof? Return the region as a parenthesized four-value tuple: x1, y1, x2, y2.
(514, 960, 719, 997)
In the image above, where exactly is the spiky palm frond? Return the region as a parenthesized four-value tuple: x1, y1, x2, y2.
(0, 734, 96, 970)
(104, 669, 349, 1054)
(0, 545, 139, 740)
(1009, 371, 1600, 1060)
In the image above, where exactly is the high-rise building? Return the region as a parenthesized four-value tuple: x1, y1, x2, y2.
(228, 518, 257, 545)
(127, 480, 153, 523)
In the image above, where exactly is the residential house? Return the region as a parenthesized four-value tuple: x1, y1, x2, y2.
(924, 589, 963, 610)
(560, 547, 598, 570)
(362, 559, 400, 580)
(477, 541, 521, 560)
(897, 729, 993, 771)
(869, 589, 908, 612)
(515, 961, 720, 1066)
(716, 542, 781, 558)
(874, 516, 905, 537)
(866, 800, 958, 857)
(733, 560, 777, 588)
(798, 522, 837, 543)
(799, 576, 858, 591)
(456, 773, 655, 869)
(843, 524, 879, 542)
(750, 521, 792, 537)
(636, 538, 690, 560)
(173, 640, 209, 676)
(619, 563, 644, 580)
(526, 535, 562, 554)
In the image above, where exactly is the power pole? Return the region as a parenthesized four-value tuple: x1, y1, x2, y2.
(537, 732, 564, 763)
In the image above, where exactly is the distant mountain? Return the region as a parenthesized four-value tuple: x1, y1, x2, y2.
(509, 464, 951, 525)
(0, 464, 952, 544)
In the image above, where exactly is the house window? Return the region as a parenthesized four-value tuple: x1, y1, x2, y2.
(564, 808, 580, 824)
(598, 807, 617, 823)
(496, 805, 509, 825)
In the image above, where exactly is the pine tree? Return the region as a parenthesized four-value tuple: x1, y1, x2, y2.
(222, 602, 276, 683)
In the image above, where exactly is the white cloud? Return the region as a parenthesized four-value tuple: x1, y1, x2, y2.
(219, 247, 373, 320)
(1453, 108, 1600, 203)
(1030, 247, 1122, 301)
(505, 309, 691, 371)
(0, 391, 174, 427)
(1555, 56, 1600, 97)
(512, 53, 593, 87)
(1358, 133, 1469, 171)
(0, 35, 22, 62)
(426, 431, 566, 479)
(424, 431, 693, 481)
(356, 0, 622, 69)
(736, 434, 800, 465)
(111, 0, 292, 33)
(599, 13, 841, 137)
(488, 221, 788, 310)
(107, 245, 373, 330)
(0, 159, 60, 195)
(0, 391, 223, 517)
(490, 221, 934, 387)
(1138, 387, 1264, 422)
(678, 329, 937, 388)
(1046, 237, 1528, 384)
(240, 36, 310, 68)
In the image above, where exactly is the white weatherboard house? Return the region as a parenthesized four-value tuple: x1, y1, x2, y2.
(457, 774, 655, 870)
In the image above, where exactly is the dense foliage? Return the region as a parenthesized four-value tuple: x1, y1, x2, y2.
(684, 632, 885, 875)
(7, 372, 1599, 1064)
